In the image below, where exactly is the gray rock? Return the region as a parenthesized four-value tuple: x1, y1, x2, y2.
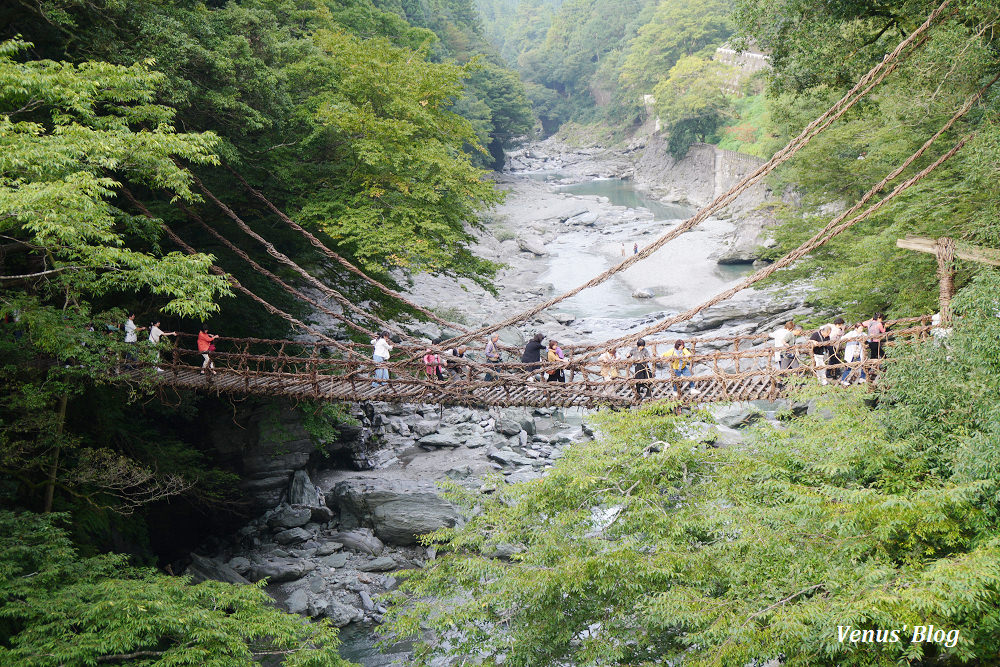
(418, 432, 461, 449)
(464, 434, 489, 449)
(309, 506, 335, 523)
(285, 588, 310, 615)
(358, 556, 397, 572)
(328, 479, 463, 546)
(287, 470, 321, 506)
(488, 447, 538, 467)
(315, 541, 343, 556)
(274, 527, 312, 544)
(518, 417, 536, 436)
(185, 553, 251, 585)
(552, 311, 576, 324)
(328, 529, 385, 555)
(711, 425, 745, 448)
(517, 237, 548, 256)
(558, 206, 590, 222)
(308, 575, 326, 593)
(249, 559, 315, 583)
(446, 465, 473, 480)
(708, 404, 763, 429)
(497, 419, 522, 436)
(413, 420, 439, 437)
(566, 211, 599, 226)
(227, 556, 251, 575)
(506, 468, 542, 484)
(268, 505, 312, 529)
(632, 288, 655, 299)
(321, 597, 361, 627)
(319, 553, 349, 568)
(359, 590, 377, 611)
(518, 430, 528, 447)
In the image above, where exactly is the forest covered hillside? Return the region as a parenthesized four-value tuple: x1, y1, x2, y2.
(2, 0, 1000, 665)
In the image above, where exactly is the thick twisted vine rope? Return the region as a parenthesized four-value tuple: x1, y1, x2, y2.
(574, 72, 999, 360)
(189, 176, 423, 344)
(564, 72, 999, 359)
(175, 200, 382, 354)
(225, 168, 473, 335)
(120, 187, 346, 350)
(431, 0, 953, 350)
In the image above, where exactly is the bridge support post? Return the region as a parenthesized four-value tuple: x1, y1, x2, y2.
(935, 237, 956, 326)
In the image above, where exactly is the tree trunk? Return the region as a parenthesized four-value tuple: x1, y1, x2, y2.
(43, 393, 68, 513)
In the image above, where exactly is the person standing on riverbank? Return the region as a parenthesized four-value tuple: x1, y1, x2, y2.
(371, 331, 393, 387)
(633, 242, 638, 255)
(197, 326, 218, 375)
(620, 243, 626, 257)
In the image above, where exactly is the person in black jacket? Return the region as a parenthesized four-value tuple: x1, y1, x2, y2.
(521, 333, 545, 380)
(809, 325, 832, 386)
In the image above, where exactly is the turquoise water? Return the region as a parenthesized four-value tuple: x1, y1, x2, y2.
(556, 179, 691, 221)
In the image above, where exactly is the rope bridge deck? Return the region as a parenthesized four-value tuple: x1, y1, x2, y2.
(144, 318, 935, 409)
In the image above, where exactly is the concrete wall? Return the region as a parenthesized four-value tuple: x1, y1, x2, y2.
(633, 136, 769, 212)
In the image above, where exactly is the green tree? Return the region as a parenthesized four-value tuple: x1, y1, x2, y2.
(740, 2, 1000, 318)
(619, 0, 734, 96)
(652, 55, 735, 157)
(0, 511, 351, 666)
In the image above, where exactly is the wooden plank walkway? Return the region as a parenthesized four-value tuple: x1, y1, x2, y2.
(147, 361, 879, 409)
(141, 319, 936, 408)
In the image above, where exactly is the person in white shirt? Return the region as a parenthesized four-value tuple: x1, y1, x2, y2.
(838, 323, 867, 385)
(771, 320, 802, 370)
(148, 321, 176, 372)
(123, 313, 144, 343)
(371, 331, 393, 387)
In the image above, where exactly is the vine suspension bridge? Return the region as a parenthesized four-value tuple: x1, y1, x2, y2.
(130, 0, 980, 409)
(144, 319, 934, 409)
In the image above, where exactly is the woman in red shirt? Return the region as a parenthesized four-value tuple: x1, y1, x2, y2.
(197, 326, 219, 375)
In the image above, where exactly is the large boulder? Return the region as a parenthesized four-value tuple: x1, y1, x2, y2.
(287, 470, 322, 506)
(708, 404, 763, 429)
(327, 479, 463, 546)
(418, 432, 462, 449)
(517, 237, 548, 256)
(268, 505, 312, 529)
(248, 558, 315, 583)
(329, 529, 385, 556)
(184, 553, 250, 585)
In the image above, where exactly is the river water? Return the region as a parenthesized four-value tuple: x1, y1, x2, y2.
(538, 178, 752, 328)
(338, 176, 755, 664)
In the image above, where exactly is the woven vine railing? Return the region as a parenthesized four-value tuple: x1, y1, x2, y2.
(141, 318, 935, 409)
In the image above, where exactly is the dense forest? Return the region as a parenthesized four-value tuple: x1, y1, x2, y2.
(3, 0, 1000, 664)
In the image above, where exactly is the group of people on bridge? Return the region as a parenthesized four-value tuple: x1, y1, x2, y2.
(119, 310, 897, 402)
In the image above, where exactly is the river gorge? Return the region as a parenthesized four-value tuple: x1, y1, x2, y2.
(186, 138, 811, 665)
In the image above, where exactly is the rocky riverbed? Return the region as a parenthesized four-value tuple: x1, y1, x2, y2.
(185, 138, 815, 664)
